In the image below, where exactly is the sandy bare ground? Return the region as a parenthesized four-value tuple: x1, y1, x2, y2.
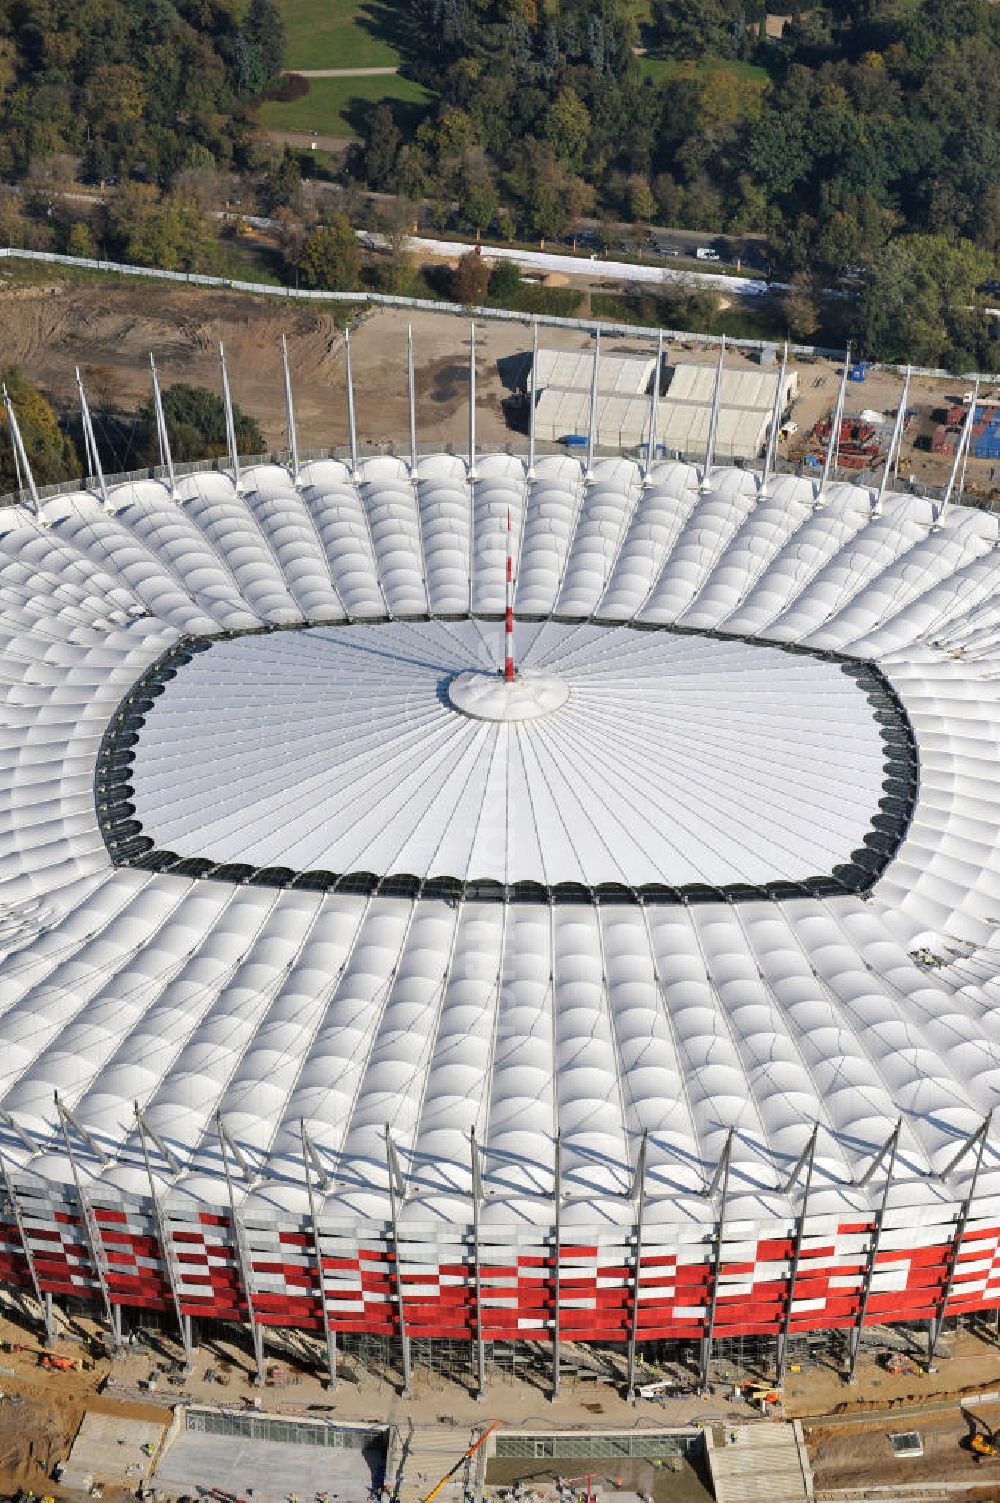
(1, 269, 999, 495)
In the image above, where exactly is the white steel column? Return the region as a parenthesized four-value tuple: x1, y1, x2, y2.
(54, 1093, 120, 1349)
(552, 1129, 562, 1400)
(218, 342, 242, 494)
(937, 379, 979, 528)
(2, 385, 40, 515)
(471, 1126, 485, 1399)
(816, 348, 850, 505)
(527, 322, 538, 480)
(700, 336, 726, 489)
(874, 366, 910, 517)
(345, 324, 358, 475)
(75, 367, 108, 505)
(135, 1104, 193, 1369)
(699, 1127, 733, 1391)
(280, 333, 300, 483)
(928, 1112, 992, 1367)
(846, 1119, 901, 1381)
(585, 329, 601, 480)
(644, 333, 663, 480)
(468, 321, 477, 480)
(776, 1123, 818, 1381)
(300, 1120, 337, 1388)
(148, 354, 176, 499)
(407, 323, 417, 473)
(217, 1114, 265, 1385)
(386, 1125, 412, 1396)
(759, 343, 788, 497)
(0, 1154, 54, 1344)
(626, 1130, 648, 1398)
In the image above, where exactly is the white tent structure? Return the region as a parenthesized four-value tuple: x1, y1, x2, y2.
(530, 349, 797, 460)
(0, 388, 999, 1391)
(652, 362, 800, 462)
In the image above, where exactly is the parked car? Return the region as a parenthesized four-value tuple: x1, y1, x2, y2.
(695, 247, 721, 261)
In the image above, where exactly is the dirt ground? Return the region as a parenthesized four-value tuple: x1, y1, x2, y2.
(807, 1401, 1000, 1497)
(6, 1294, 1000, 1502)
(3, 264, 999, 498)
(0, 268, 599, 456)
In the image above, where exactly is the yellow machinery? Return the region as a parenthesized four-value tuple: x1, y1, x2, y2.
(421, 1421, 499, 1503)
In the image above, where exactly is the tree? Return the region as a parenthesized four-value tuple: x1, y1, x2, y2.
(103, 186, 210, 272)
(0, 367, 78, 496)
(298, 215, 361, 291)
(237, 0, 286, 96)
(136, 383, 265, 466)
(361, 103, 402, 191)
(82, 63, 145, 128)
(543, 88, 590, 174)
(784, 271, 820, 338)
(628, 176, 656, 224)
(649, 0, 742, 58)
(65, 219, 95, 258)
(260, 149, 302, 214)
(488, 259, 523, 302)
(452, 249, 492, 304)
(854, 233, 992, 365)
(274, 205, 308, 281)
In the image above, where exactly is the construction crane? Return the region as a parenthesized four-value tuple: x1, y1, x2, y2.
(558, 1474, 600, 1502)
(420, 1420, 500, 1503)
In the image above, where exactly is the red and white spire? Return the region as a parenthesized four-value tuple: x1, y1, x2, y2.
(504, 506, 516, 682)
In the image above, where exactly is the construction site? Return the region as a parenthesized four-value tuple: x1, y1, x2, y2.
(3, 1297, 1000, 1503)
(0, 260, 999, 501)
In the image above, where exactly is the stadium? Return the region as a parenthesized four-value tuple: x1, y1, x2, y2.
(1, 329, 1000, 1403)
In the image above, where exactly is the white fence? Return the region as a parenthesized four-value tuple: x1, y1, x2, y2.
(3, 244, 999, 379)
(0, 244, 832, 353)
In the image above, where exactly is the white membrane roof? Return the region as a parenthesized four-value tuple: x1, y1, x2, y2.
(129, 622, 888, 888)
(1, 450, 1000, 1222)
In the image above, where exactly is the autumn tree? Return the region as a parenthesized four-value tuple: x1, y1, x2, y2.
(784, 271, 820, 338)
(298, 215, 361, 292)
(452, 249, 491, 305)
(0, 367, 78, 496)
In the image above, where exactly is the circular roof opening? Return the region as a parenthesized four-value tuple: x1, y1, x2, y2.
(116, 618, 905, 895)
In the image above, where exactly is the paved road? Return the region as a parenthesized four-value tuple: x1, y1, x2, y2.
(265, 128, 355, 151)
(283, 65, 399, 77)
(387, 231, 773, 296)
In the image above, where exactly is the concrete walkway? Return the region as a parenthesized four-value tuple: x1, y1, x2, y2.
(284, 66, 400, 77)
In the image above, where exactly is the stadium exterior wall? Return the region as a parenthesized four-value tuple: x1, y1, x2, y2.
(1, 1179, 993, 1351)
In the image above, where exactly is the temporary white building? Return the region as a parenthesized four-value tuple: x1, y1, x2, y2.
(652, 362, 800, 462)
(530, 350, 798, 460)
(529, 347, 655, 396)
(0, 426, 998, 1389)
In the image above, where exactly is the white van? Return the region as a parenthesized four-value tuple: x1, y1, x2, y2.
(696, 247, 721, 261)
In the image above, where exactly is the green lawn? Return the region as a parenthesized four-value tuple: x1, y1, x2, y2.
(260, 73, 434, 139)
(275, 0, 408, 71)
(639, 54, 770, 85)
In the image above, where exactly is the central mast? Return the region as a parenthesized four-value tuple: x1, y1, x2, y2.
(503, 506, 516, 682)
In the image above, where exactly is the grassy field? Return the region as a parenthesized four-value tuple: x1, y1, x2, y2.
(275, 0, 408, 70)
(260, 73, 434, 139)
(639, 54, 770, 85)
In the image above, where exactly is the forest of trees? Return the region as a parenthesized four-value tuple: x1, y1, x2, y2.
(0, 1, 999, 368)
(347, 0, 1000, 366)
(0, 0, 285, 184)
